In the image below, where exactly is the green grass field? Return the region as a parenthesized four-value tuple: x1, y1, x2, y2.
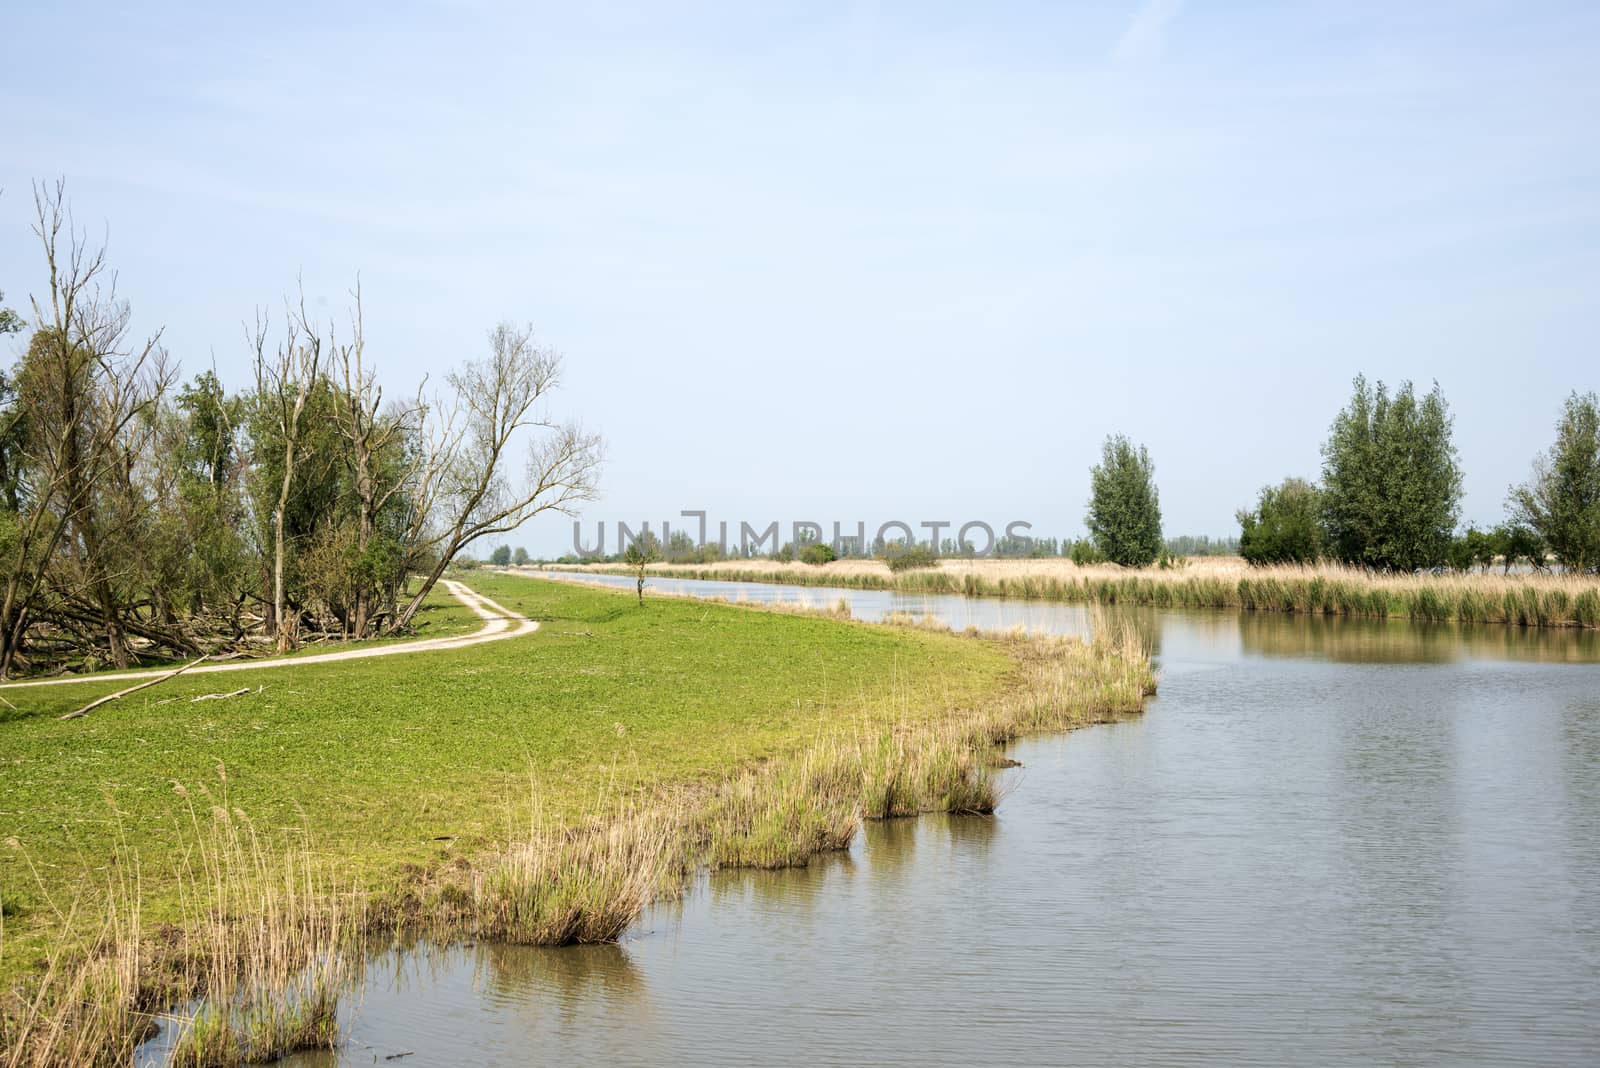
(0, 572, 1013, 985)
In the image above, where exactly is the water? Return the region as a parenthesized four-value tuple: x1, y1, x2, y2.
(221, 573, 1600, 1065)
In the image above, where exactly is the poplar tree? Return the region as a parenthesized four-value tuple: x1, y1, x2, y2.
(1085, 435, 1163, 567)
(1509, 391, 1600, 573)
(1320, 376, 1461, 571)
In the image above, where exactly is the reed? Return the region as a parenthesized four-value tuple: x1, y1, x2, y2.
(1, 871, 145, 1068)
(2, 795, 351, 1068)
(2, 600, 1156, 1065)
(702, 745, 863, 869)
(162, 799, 350, 1067)
(546, 558, 1600, 628)
(474, 809, 675, 946)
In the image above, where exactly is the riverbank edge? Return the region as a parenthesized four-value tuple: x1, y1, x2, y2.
(537, 562, 1600, 629)
(2, 585, 1156, 1067)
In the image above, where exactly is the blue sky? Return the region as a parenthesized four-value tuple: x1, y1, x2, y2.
(2, 1, 1596, 555)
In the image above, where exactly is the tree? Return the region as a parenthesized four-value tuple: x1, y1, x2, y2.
(249, 293, 324, 652)
(329, 282, 424, 637)
(1, 192, 25, 338)
(1237, 478, 1323, 565)
(489, 544, 512, 566)
(511, 546, 530, 566)
(1488, 522, 1546, 573)
(390, 322, 602, 632)
(0, 182, 171, 675)
(622, 530, 661, 605)
(1085, 434, 1162, 567)
(1508, 391, 1600, 574)
(799, 541, 836, 565)
(1320, 376, 1462, 571)
(1446, 526, 1494, 573)
(0, 185, 611, 674)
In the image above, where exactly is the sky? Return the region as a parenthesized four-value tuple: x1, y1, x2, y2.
(1, 0, 1596, 557)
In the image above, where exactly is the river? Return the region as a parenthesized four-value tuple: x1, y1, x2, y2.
(235, 571, 1600, 1065)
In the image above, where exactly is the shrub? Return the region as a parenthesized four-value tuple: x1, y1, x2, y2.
(884, 545, 939, 572)
(1238, 478, 1323, 565)
(1068, 538, 1104, 566)
(799, 542, 837, 566)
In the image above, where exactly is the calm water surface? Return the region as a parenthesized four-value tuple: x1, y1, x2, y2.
(222, 573, 1600, 1065)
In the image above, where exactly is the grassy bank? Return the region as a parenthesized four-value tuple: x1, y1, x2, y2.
(542, 557, 1600, 628)
(1, 573, 1152, 1065)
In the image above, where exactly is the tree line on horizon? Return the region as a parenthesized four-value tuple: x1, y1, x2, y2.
(0, 182, 601, 677)
(1085, 376, 1600, 574)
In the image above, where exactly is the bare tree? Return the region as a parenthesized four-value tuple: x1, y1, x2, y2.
(390, 322, 601, 631)
(0, 180, 168, 675)
(250, 290, 323, 653)
(328, 281, 423, 637)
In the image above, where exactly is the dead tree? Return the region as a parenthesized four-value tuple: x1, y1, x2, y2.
(250, 290, 323, 653)
(390, 322, 602, 632)
(0, 180, 166, 676)
(329, 281, 422, 638)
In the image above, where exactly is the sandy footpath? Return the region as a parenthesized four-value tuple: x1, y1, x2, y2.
(0, 580, 537, 691)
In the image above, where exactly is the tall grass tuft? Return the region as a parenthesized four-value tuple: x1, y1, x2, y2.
(163, 799, 351, 1067)
(2, 794, 351, 1068)
(475, 808, 674, 945)
(704, 746, 862, 869)
(1, 867, 146, 1067)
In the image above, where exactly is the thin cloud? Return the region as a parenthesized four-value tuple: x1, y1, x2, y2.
(1113, 0, 1186, 62)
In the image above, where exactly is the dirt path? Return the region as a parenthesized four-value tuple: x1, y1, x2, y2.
(0, 580, 538, 691)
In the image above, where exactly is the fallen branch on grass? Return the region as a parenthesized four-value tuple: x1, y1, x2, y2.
(59, 656, 210, 720)
(190, 687, 252, 703)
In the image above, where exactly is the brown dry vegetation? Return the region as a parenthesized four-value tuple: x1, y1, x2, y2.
(544, 556, 1600, 628)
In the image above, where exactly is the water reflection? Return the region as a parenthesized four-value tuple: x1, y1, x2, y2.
(538, 569, 1600, 665)
(242, 574, 1600, 1067)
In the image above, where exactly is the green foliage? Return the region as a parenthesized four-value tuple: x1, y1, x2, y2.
(512, 547, 530, 566)
(623, 531, 663, 603)
(799, 542, 837, 566)
(1086, 434, 1163, 567)
(1068, 538, 1104, 566)
(490, 545, 512, 566)
(243, 374, 422, 634)
(1488, 523, 1546, 572)
(666, 530, 697, 562)
(622, 531, 662, 569)
(1446, 527, 1495, 573)
(1238, 478, 1324, 566)
(1320, 376, 1462, 571)
(883, 544, 939, 572)
(1508, 391, 1600, 573)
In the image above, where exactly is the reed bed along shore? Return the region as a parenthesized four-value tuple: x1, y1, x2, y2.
(541, 557, 1600, 628)
(2, 607, 1153, 1067)
(2, 797, 350, 1068)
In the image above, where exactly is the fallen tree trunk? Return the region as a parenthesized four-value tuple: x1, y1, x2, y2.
(59, 655, 210, 720)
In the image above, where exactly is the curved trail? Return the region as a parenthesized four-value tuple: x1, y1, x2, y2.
(0, 580, 538, 691)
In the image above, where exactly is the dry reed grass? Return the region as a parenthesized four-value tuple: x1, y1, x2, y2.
(2, 793, 352, 1068)
(547, 557, 1600, 628)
